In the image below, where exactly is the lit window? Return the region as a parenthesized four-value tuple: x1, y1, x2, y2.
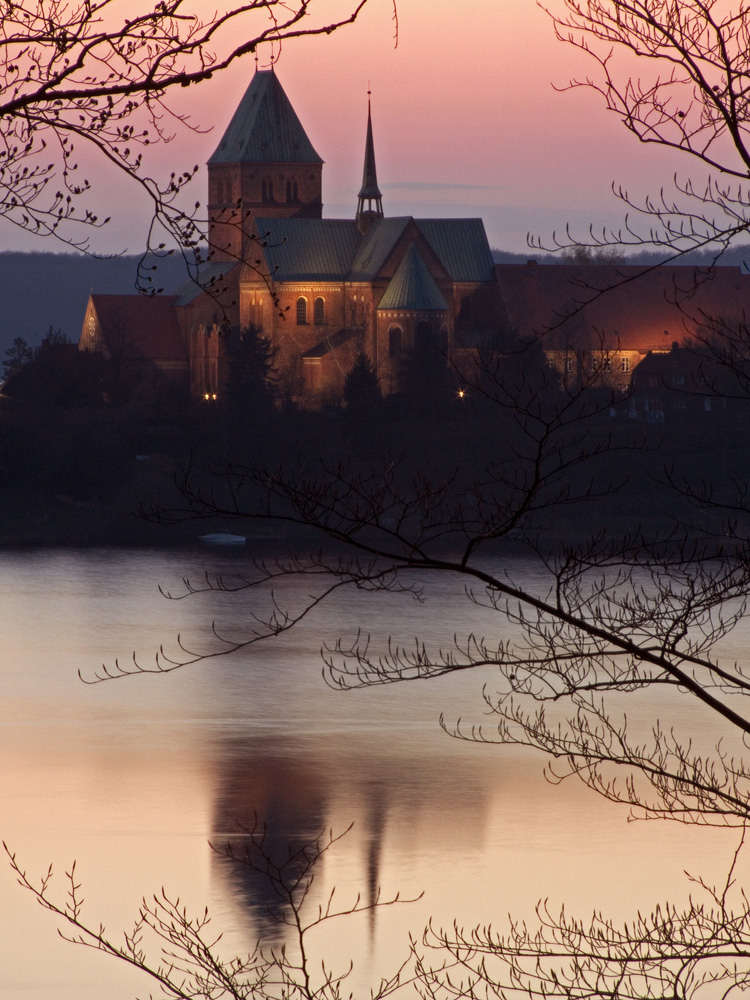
(621, 356, 631, 373)
(314, 297, 325, 325)
(296, 297, 308, 325)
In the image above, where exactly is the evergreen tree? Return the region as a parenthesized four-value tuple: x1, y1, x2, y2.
(2, 337, 33, 382)
(224, 325, 277, 421)
(343, 352, 381, 419)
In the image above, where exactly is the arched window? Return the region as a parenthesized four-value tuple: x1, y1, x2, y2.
(262, 178, 274, 202)
(314, 297, 325, 325)
(296, 297, 308, 325)
(389, 326, 403, 358)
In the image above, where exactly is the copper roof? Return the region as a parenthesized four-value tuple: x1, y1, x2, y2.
(419, 219, 496, 282)
(377, 244, 448, 311)
(173, 262, 240, 306)
(208, 70, 323, 166)
(357, 101, 383, 202)
(256, 218, 361, 280)
(253, 216, 496, 284)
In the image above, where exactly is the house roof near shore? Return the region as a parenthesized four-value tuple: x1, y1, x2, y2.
(496, 262, 750, 351)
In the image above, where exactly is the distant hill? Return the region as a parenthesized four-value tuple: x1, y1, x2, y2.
(492, 246, 750, 267)
(0, 251, 187, 356)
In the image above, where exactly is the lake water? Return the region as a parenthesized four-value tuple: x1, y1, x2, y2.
(0, 547, 742, 999)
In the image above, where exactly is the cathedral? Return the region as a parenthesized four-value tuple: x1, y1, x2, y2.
(79, 69, 750, 410)
(79, 69, 498, 406)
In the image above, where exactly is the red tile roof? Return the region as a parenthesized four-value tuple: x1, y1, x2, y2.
(90, 294, 185, 361)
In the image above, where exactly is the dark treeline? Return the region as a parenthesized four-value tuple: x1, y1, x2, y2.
(0, 327, 745, 550)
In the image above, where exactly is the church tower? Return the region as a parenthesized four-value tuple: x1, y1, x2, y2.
(356, 97, 384, 235)
(208, 70, 323, 260)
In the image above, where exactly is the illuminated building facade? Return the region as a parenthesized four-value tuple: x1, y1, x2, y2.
(78, 71, 750, 410)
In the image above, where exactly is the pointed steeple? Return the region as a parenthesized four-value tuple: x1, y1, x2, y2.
(356, 95, 384, 235)
(208, 70, 323, 165)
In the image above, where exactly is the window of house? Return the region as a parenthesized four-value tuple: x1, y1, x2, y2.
(389, 326, 403, 357)
(296, 297, 308, 325)
(602, 357, 612, 373)
(621, 356, 631, 373)
(565, 356, 574, 374)
(314, 297, 325, 325)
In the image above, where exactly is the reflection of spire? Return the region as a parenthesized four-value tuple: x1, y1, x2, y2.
(364, 783, 387, 943)
(356, 92, 384, 235)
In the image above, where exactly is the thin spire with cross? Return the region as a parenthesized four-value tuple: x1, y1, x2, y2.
(356, 85, 384, 234)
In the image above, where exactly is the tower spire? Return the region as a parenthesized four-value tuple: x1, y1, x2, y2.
(356, 89, 384, 235)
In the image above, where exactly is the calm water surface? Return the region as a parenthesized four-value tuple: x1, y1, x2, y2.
(0, 548, 741, 999)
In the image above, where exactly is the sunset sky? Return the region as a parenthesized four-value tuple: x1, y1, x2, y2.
(3, 0, 699, 255)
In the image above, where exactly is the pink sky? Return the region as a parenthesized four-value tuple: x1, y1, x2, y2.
(0, 0, 697, 255)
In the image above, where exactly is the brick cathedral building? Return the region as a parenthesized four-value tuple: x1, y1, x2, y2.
(79, 70, 498, 406)
(79, 69, 750, 408)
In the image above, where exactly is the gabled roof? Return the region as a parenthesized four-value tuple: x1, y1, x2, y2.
(418, 219, 496, 282)
(173, 262, 240, 306)
(247, 214, 497, 286)
(89, 294, 185, 360)
(348, 217, 412, 280)
(377, 244, 448, 311)
(256, 218, 360, 280)
(208, 70, 323, 166)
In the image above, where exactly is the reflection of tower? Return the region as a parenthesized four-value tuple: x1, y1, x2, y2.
(212, 744, 328, 942)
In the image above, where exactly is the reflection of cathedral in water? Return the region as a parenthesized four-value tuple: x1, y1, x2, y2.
(211, 748, 329, 941)
(210, 734, 491, 945)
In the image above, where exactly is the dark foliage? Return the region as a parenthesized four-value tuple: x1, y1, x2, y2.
(343, 352, 382, 419)
(224, 324, 278, 421)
